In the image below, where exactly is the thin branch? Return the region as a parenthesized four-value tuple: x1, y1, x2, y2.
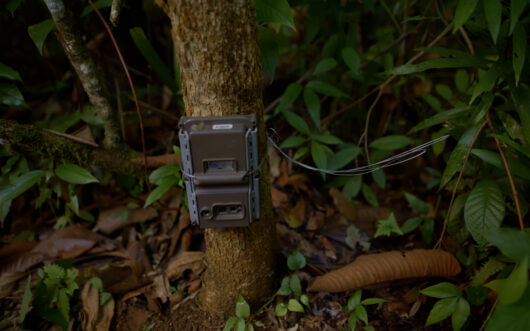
(486, 113, 525, 231)
(435, 119, 488, 249)
(43, 128, 99, 147)
(479, 299, 498, 331)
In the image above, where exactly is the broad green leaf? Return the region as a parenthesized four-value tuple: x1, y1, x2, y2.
(400, 217, 422, 234)
(375, 212, 402, 237)
(5, 0, 23, 16)
(0, 170, 44, 204)
(18, 274, 32, 323)
(306, 80, 350, 98)
(282, 110, 310, 135)
(287, 250, 306, 271)
(425, 296, 458, 326)
(328, 145, 360, 170)
(355, 305, 368, 324)
(421, 282, 461, 299)
(236, 296, 250, 318)
(440, 126, 478, 188)
(130, 27, 179, 93)
(287, 299, 304, 312)
(342, 47, 361, 72)
(275, 303, 287, 317)
(277, 276, 292, 296)
(453, 0, 480, 32)
(278, 83, 303, 110)
(280, 136, 306, 149)
(404, 192, 429, 214)
(484, 0, 502, 43)
(512, 25, 526, 86)
(361, 298, 389, 305)
(471, 149, 530, 180)
(255, 0, 295, 30)
(78, 210, 95, 221)
(311, 140, 328, 170)
(455, 69, 469, 92)
(436, 84, 452, 101)
(289, 274, 302, 296)
(144, 180, 176, 207)
(313, 58, 337, 75)
(386, 58, 485, 76)
(223, 317, 237, 331)
(235, 318, 245, 331)
(509, 0, 526, 34)
(422, 218, 435, 245)
(497, 258, 528, 304)
(57, 289, 70, 324)
(303, 87, 321, 129)
(371, 168, 385, 189)
(149, 164, 180, 186)
(27, 19, 56, 55)
(369, 135, 414, 150)
(0, 61, 22, 81)
(80, 0, 112, 16)
(361, 184, 378, 207)
(300, 294, 310, 307)
(259, 27, 279, 80)
(464, 179, 505, 245)
(56, 164, 99, 184)
(409, 107, 467, 133)
(484, 227, 530, 264)
(343, 176, 362, 200)
(470, 66, 499, 104)
(452, 298, 470, 331)
(347, 289, 362, 310)
(0, 81, 25, 107)
(312, 133, 342, 145)
(486, 285, 530, 330)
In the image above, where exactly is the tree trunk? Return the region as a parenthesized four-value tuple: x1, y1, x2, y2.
(159, 0, 276, 316)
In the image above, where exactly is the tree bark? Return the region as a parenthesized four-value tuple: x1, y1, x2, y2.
(159, 0, 276, 316)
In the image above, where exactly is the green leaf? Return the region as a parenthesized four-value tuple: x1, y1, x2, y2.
(0, 170, 44, 204)
(149, 164, 180, 186)
(287, 250, 306, 271)
(436, 84, 453, 101)
(278, 83, 303, 110)
(0, 61, 22, 81)
(313, 58, 337, 75)
(497, 258, 528, 304)
(223, 317, 238, 331)
(355, 305, 368, 324)
(453, 0, 479, 32)
(485, 285, 530, 330)
(312, 133, 342, 145)
(235, 318, 245, 331)
(259, 27, 279, 80)
(5, 0, 23, 16)
(277, 276, 292, 296)
(471, 149, 530, 180)
(369, 135, 414, 151)
(452, 298, 470, 331)
(425, 296, 458, 326)
(404, 192, 429, 214)
(342, 47, 361, 72)
(361, 298, 389, 305)
(280, 136, 306, 149)
(361, 184, 379, 207)
(236, 296, 250, 318)
(455, 69, 470, 92)
(484, 227, 530, 264)
(255, 0, 295, 30)
(464, 179, 505, 246)
(375, 212, 403, 237)
(144, 180, 176, 207)
(311, 140, 328, 170)
(80, 0, 112, 17)
(347, 290, 362, 311)
(282, 110, 310, 135)
(440, 126, 478, 188)
(371, 168, 385, 189)
(287, 299, 304, 312)
(300, 294, 310, 307)
(421, 282, 461, 299)
(78, 210, 95, 222)
(0, 81, 25, 107)
(57, 289, 70, 324)
(409, 107, 468, 133)
(386, 57, 485, 75)
(484, 0, 502, 43)
(470, 66, 499, 104)
(100, 292, 111, 306)
(56, 164, 99, 184)
(90, 277, 103, 291)
(289, 274, 302, 296)
(400, 217, 422, 234)
(422, 218, 435, 245)
(343, 176, 362, 200)
(512, 24, 526, 86)
(306, 80, 350, 98)
(130, 27, 179, 93)
(27, 19, 56, 55)
(18, 274, 32, 323)
(275, 303, 288, 317)
(328, 145, 360, 170)
(304, 87, 321, 129)
(509, 0, 526, 35)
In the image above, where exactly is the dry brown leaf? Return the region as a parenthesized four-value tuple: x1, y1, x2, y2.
(329, 188, 356, 221)
(0, 271, 25, 298)
(72, 125, 96, 145)
(268, 145, 281, 179)
(130, 154, 179, 168)
(80, 282, 115, 331)
(97, 206, 158, 235)
(354, 205, 391, 236)
(271, 186, 289, 209)
(307, 249, 460, 292)
(165, 251, 205, 281)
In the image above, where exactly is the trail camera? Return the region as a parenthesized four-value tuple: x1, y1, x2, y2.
(178, 114, 260, 228)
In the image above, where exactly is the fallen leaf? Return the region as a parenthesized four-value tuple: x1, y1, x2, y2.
(72, 125, 96, 145)
(80, 281, 115, 331)
(165, 251, 205, 281)
(0, 271, 25, 298)
(271, 186, 289, 209)
(268, 145, 281, 179)
(308, 249, 461, 292)
(345, 224, 370, 252)
(97, 206, 158, 235)
(306, 212, 324, 231)
(354, 205, 392, 236)
(329, 188, 356, 221)
(288, 199, 306, 228)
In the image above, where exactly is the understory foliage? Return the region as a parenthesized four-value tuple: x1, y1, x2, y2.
(0, 0, 529, 330)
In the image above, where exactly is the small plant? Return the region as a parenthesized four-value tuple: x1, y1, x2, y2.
(421, 282, 470, 331)
(144, 146, 183, 207)
(274, 250, 310, 317)
(342, 289, 388, 331)
(223, 296, 254, 331)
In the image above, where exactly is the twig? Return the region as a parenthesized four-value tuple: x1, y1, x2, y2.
(435, 118, 488, 249)
(359, 88, 384, 162)
(479, 299, 498, 331)
(459, 27, 475, 55)
(486, 113, 524, 231)
(42, 128, 100, 147)
(114, 78, 126, 140)
(88, 0, 151, 190)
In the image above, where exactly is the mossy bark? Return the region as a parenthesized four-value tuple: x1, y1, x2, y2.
(159, 0, 276, 316)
